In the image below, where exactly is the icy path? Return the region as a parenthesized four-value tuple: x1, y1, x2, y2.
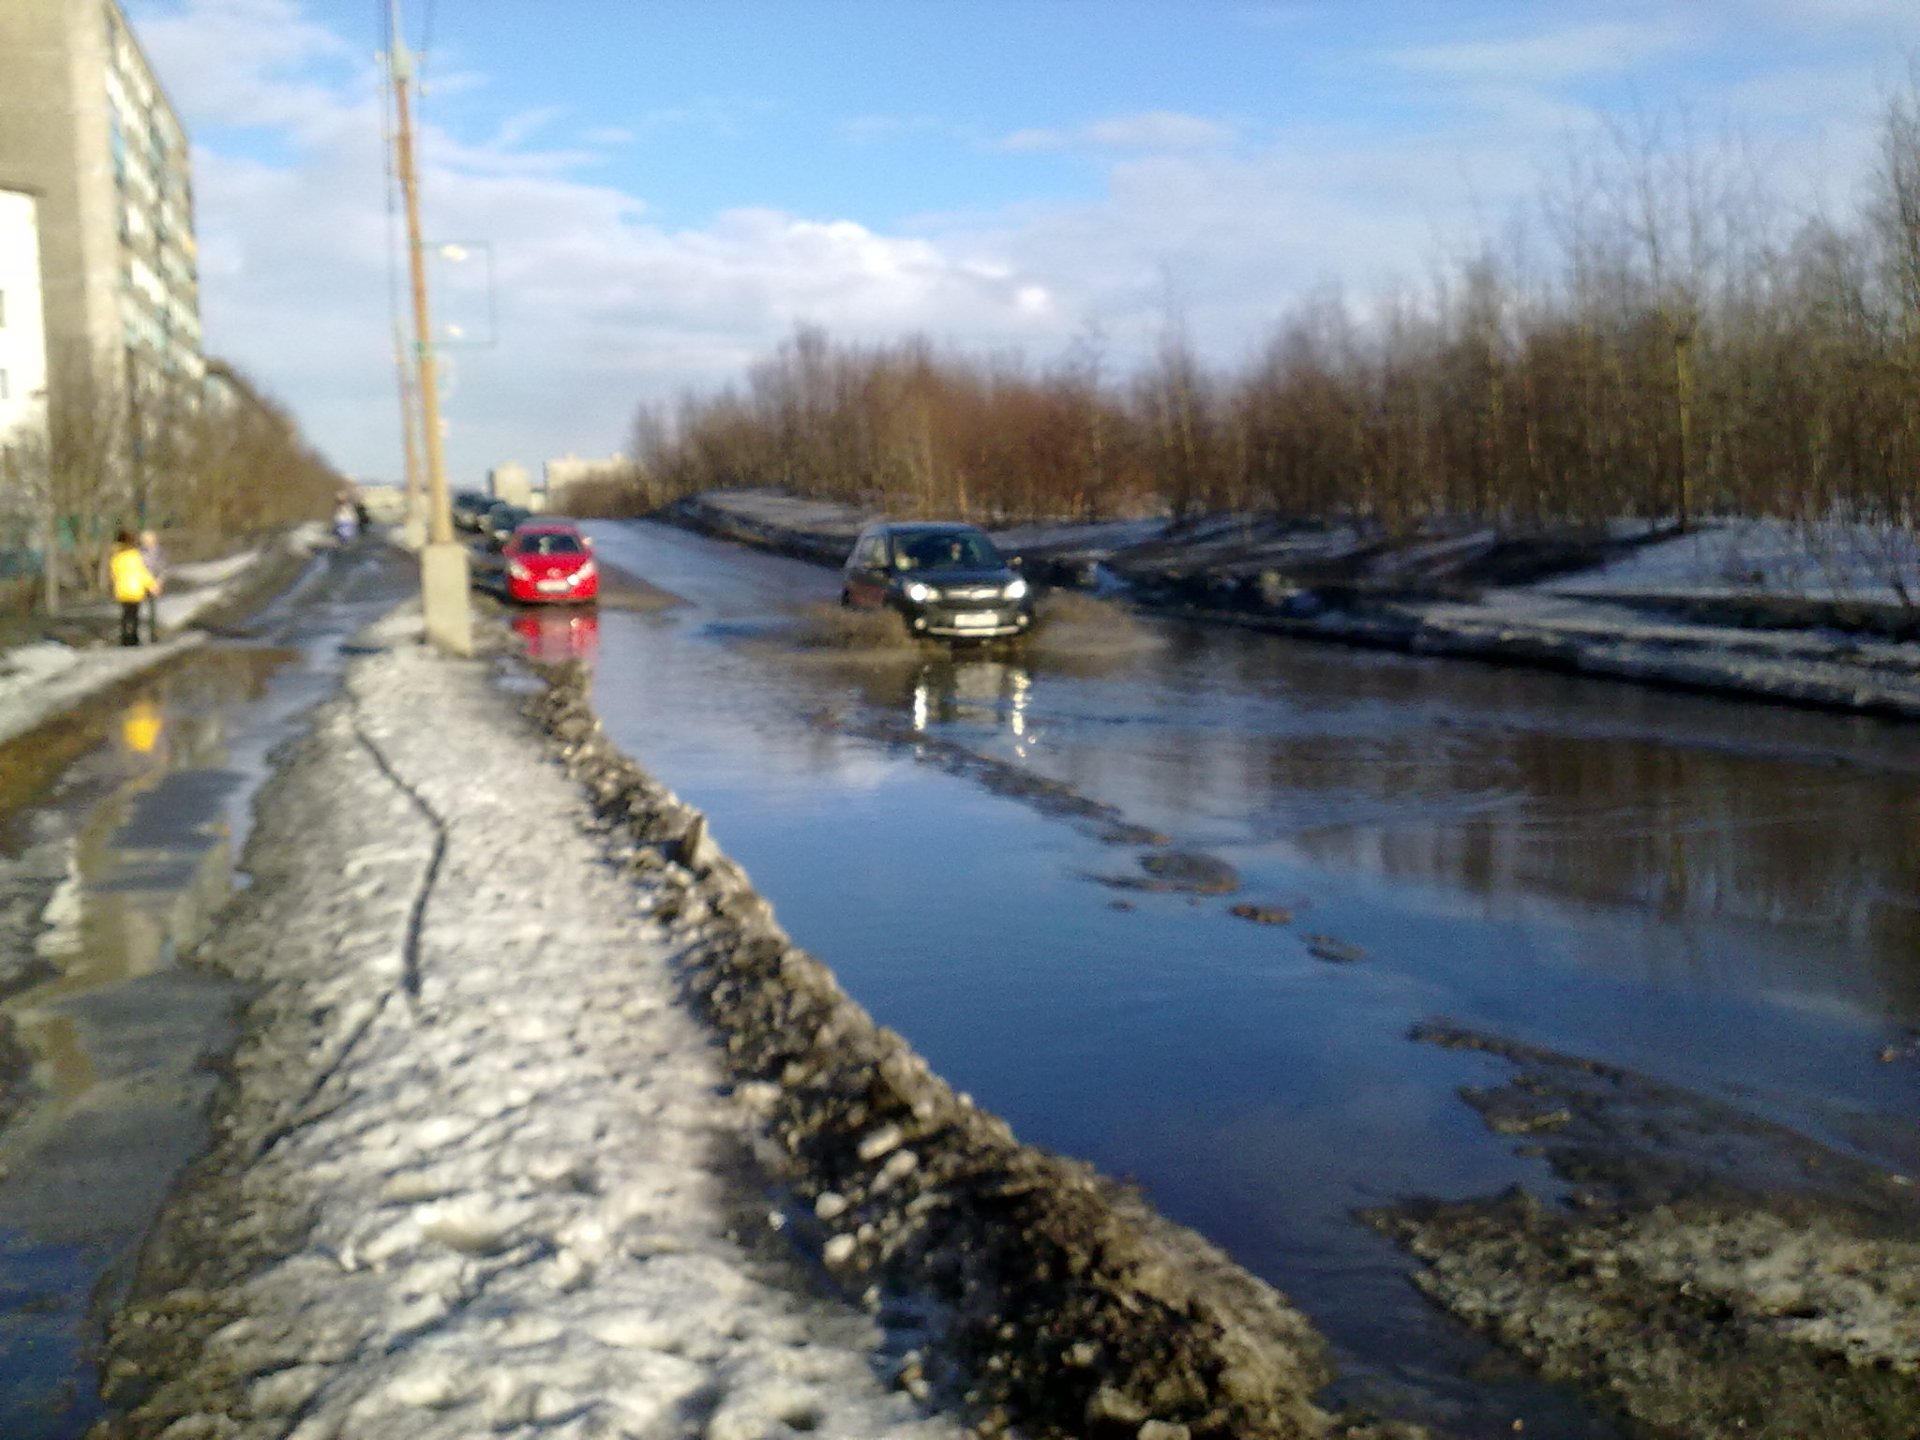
(100, 611, 963, 1440)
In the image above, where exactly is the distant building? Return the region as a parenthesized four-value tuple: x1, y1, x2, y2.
(0, 0, 203, 414)
(489, 460, 531, 508)
(543, 451, 631, 513)
(0, 186, 51, 461)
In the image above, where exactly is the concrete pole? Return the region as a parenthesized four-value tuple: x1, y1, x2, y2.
(389, 15, 471, 654)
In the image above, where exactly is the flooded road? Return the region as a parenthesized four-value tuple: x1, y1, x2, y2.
(581, 519, 1920, 1436)
(0, 543, 413, 1439)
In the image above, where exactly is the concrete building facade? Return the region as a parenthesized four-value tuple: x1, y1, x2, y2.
(0, 187, 51, 457)
(0, 0, 202, 404)
(488, 460, 531, 508)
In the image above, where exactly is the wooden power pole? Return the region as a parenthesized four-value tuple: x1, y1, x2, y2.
(388, 0, 471, 653)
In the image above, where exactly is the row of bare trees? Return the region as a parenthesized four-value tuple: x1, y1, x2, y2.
(627, 92, 1920, 541)
(2, 352, 343, 613)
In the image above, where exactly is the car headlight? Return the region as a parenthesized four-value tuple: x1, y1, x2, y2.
(905, 581, 936, 603)
(1003, 577, 1029, 601)
(576, 562, 597, 581)
(508, 561, 531, 581)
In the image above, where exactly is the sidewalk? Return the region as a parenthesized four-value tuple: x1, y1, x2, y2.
(0, 527, 324, 748)
(94, 613, 1405, 1440)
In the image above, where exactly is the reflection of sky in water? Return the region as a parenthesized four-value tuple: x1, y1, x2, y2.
(584, 520, 1919, 1434)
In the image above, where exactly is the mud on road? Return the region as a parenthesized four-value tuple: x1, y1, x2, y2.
(1366, 1026, 1920, 1439)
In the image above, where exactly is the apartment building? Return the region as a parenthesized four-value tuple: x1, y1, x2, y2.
(0, 186, 51, 456)
(0, 0, 203, 407)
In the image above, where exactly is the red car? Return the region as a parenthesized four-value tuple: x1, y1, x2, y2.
(502, 521, 598, 604)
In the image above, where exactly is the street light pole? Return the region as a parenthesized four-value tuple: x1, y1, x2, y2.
(388, 2, 471, 653)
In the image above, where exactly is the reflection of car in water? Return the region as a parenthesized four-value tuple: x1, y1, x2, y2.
(841, 521, 1032, 640)
(512, 608, 599, 663)
(910, 657, 1033, 736)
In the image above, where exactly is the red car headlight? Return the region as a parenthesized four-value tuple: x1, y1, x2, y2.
(508, 560, 532, 581)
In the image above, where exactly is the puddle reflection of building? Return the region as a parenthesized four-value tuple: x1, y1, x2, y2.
(513, 608, 600, 664)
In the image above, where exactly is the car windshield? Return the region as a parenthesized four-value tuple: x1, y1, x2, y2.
(519, 532, 584, 556)
(891, 529, 1001, 572)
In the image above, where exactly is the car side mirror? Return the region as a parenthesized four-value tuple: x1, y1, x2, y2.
(1009, 555, 1023, 569)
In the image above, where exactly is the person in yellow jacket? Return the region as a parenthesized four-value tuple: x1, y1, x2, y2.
(109, 529, 158, 647)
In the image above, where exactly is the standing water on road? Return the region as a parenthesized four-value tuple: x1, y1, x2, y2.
(0, 544, 414, 1439)
(582, 519, 1920, 1436)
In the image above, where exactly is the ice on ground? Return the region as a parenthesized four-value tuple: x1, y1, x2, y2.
(1543, 517, 1920, 604)
(106, 625, 962, 1440)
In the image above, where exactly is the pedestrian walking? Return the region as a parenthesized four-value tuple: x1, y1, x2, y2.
(333, 498, 360, 547)
(109, 530, 158, 647)
(138, 529, 166, 642)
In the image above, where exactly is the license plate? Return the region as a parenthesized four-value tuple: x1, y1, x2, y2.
(537, 578, 569, 593)
(952, 611, 996, 627)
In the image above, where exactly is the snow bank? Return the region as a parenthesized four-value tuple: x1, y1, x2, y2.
(97, 614, 964, 1440)
(1544, 518, 1920, 605)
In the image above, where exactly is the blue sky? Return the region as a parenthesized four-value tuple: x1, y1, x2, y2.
(126, 0, 1920, 486)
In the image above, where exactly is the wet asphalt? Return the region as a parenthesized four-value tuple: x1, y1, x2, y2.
(0, 541, 415, 1440)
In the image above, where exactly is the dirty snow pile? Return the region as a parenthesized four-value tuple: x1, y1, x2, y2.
(98, 609, 962, 1440)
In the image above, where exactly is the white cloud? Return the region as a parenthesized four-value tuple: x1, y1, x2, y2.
(1002, 111, 1239, 154)
(127, 0, 1066, 482)
(1388, 20, 1696, 83)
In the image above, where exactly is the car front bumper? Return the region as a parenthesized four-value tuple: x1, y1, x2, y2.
(901, 602, 1032, 638)
(509, 574, 598, 604)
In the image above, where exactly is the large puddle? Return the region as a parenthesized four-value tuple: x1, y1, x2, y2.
(0, 544, 413, 1439)
(580, 519, 1920, 1437)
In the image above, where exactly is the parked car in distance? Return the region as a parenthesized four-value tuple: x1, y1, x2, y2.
(841, 520, 1032, 639)
(481, 501, 530, 547)
(451, 489, 494, 531)
(500, 521, 598, 605)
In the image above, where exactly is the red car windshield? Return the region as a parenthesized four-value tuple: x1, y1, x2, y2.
(516, 532, 585, 556)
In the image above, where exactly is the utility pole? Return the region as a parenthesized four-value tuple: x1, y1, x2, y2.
(387, 0, 471, 653)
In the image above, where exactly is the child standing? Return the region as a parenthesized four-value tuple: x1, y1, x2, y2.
(110, 530, 158, 647)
